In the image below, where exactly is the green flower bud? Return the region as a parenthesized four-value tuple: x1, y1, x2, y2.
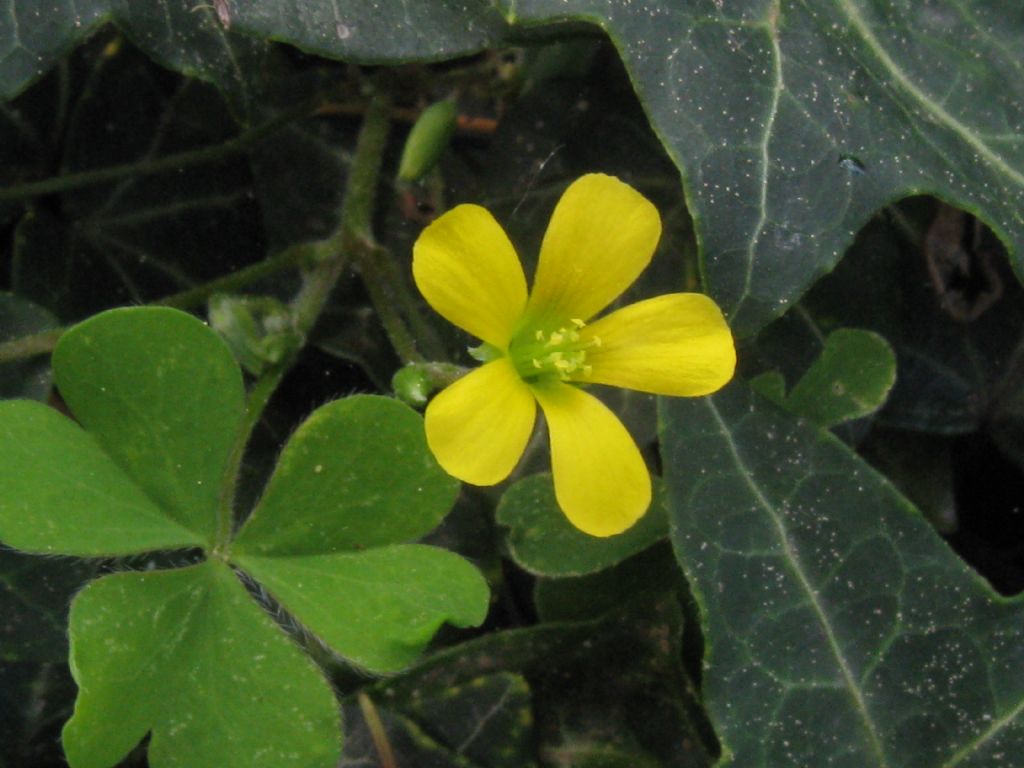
(397, 100, 457, 183)
(392, 365, 433, 407)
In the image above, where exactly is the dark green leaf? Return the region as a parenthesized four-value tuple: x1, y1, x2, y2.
(344, 674, 535, 768)
(0, 3, 505, 104)
(509, 1, 1024, 334)
(0, 293, 57, 400)
(0, 551, 92, 661)
(63, 560, 341, 768)
(0, 400, 203, 555)
(12, 43, 262, 320)
(376, 596, 714, 768)
(497, 473, 668, 577)
(661, 381, 1024, 767)
(399, 672, 533, 768)
(53, 307, 244, 545)
(533, 542, 680, 623)
(529, 596, 711, 768)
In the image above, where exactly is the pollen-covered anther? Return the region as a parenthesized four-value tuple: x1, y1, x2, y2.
(512, 320, 601, 380)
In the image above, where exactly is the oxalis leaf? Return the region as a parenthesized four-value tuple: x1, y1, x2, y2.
(230, 395, 488, 674)
(751, 328, 897, 429)
(497, 473, 669, 578)
(63, 561, 341, 768)
(660, 381, 1024, 767)
(0, 306, 490, 767)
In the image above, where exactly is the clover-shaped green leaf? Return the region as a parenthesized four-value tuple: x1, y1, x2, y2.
(751, 328, 897, 429)
(496, 473, 668, 578)
(231, 395, 488, 672)
(0, 307, 241, 555)
(0, 306, 489, 768)
(63, 561, 341, 768)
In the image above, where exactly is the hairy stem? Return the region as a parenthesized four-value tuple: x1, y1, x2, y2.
(357, 244, 427, 364)
(291, 90, 391, 336)
(212, 86, 393, 552)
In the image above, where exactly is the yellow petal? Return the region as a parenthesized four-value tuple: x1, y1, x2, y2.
(533, 382, 650, 537)
(526, 174, 661, 326)
(425, 358, 536, 486)
(413, 204, 527, 347)
(579, 293, 736, 396)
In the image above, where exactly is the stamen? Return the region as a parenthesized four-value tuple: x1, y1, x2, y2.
(511, 318, 597, 382)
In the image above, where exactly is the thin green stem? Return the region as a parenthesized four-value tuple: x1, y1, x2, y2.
(0, 329, 62, 365)
(359, 238, 447, 362)
(0, 98, 315, 203)
(156, 241, 321, 310)
(357, 244, 426, 364)
(212, 86, 393, 551)
(291, 90, 392, 337)
(0, 241, 322, 366)
(357, 692, 398, 768)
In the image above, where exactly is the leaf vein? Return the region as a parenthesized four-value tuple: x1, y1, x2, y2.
(704, 396, 890, 766)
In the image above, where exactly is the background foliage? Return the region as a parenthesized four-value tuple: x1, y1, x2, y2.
(1, 2, 1023, 766)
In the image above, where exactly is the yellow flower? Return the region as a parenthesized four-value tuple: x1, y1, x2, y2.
(412, 174, 735, 536)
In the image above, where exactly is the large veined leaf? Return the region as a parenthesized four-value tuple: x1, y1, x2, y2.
(340, 674, 536, 768)
(0, 4, 269, 115)
(508, 0, 1024, 334)
(0, 2, 506, 106)
(8, 3, 1021, 333)
(375, 594, 714, 767)
(660, 381, 1024, 767)
(11, 39, 263, 321)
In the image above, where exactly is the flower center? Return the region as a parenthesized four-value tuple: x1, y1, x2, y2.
(509, 318, 602, 382)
